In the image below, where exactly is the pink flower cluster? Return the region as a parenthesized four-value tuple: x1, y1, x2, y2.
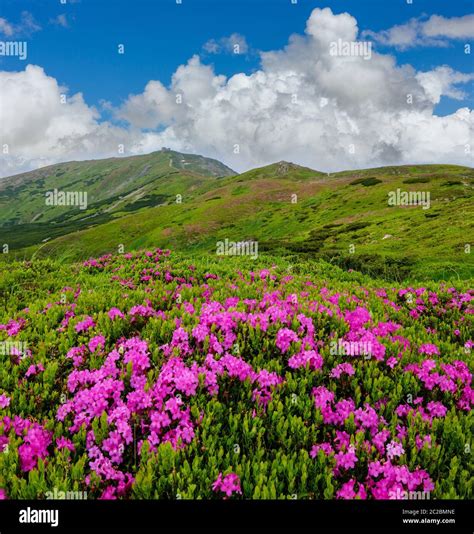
(0, 394, 10, 409)
(55, 333, 282, 496)
(74, 316, 95, 333)
(276, 328, 299, 353)
(212, 472, 241, 497)
(405, 359, 473, 411)
(288, 349, 323, 371)
(0, 319, 25, 336)
(18, 424, 52, 472)
(330, 363, 355, 379)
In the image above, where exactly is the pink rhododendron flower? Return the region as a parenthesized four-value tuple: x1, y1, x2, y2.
(330, 363, 355, 379)
(18, 424, 52, 472)
(25, 364, 44, 378)
(212, 472, 242, 497)
(345, 307, 371, 331)
(312, 386, 335, 410)
(129, 303, 156, 318)
(108, 307, 124, 320)
(386, 440, 405, 460)
(415, 434, 432, 450)
(337, 479, 366, 500)
(288, 349, 323, 370)
(89, 335, 106, 353)
(335, 446, 358, 471)
(418, 343, 440, 356)
(386, 357, 398, 369)
(56, 437, 75, 452)
(66, 346, 87, 367)
(275, 328, 299, 353)
(310, 443, 334, 458)
(75, 316, 95, 333)
(0, 394, 11, 409)
(0, 435, 8, 453)
(0, 319, 25, 336)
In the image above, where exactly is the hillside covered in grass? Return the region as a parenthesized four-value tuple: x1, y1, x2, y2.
(2, 158, 472, 281)
(0, 150, 236, 249)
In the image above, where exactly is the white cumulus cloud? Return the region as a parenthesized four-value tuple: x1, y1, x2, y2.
(423, 14, 474, 39)
(363, 13, 474, 50)
(115, 7, 473, 172)
(0, 7, 473, 177)
(0, 65, 142, 176)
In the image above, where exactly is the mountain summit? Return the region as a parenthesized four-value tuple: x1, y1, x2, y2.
(0, 150, 236, 228)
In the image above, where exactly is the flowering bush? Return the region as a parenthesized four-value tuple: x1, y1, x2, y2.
(0, 249, 472, 499)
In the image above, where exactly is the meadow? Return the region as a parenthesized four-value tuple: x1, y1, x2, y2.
(0, 249, 472, 500)
(2, 156, 473, 282)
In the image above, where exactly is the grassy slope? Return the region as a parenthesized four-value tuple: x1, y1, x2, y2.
(2, 161, 473, 281)
(0, 150, 236, 248)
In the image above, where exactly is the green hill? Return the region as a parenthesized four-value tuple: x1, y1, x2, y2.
(1, 155, 473, 281)
(0, 149, 236, 248)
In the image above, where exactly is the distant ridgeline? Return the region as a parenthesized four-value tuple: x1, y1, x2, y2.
(0, 153, 472, 281)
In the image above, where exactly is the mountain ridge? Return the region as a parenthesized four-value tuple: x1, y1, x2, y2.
(0, 149, 238, 185)
(0, 149, 237, 228)
(0, 152, 471, 281)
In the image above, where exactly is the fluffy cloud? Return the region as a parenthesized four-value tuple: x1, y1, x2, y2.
(423, 14, 474, 39)
(305, 6, 358, 44)
(114, 7, 473, 172)
(0, 7, 472, 177)
(363, 14, 474, 50)
(0, 65, 139, 176)
(416, 67, 474, 104)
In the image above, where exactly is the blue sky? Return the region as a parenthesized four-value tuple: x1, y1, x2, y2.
(1, 0, 472, 115)
(0, 0, 473, 175)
